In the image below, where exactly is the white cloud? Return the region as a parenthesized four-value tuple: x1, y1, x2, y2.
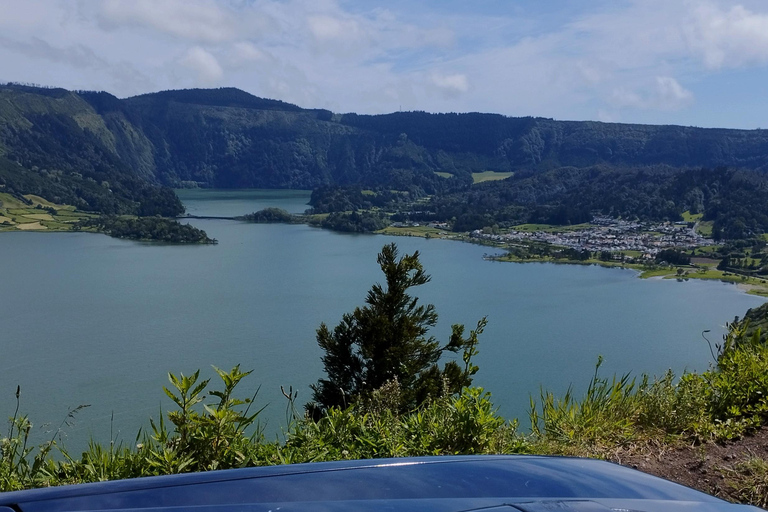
(1, 0, 768, 126)
(232, 42, 268, 63)
(0, 36, 106, 69)
(98, 0, 242, 43)
(684, 3, 768, 69)
(307, 15, 361, 42)
(611, 76, 694, 111)
(655, 76, 694, 108)
(431, 72, 469, 96)
(180, 46, 223, 84)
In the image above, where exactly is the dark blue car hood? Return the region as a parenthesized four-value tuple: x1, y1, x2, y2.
(0, 455, 763, 511)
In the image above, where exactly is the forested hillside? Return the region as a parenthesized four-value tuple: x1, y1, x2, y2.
(2, 83, 768, 228)
(418, 166, 768, 238)
(0, 85, 182, 216)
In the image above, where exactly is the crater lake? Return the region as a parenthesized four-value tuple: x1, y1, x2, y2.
(0, 189, 763, 451)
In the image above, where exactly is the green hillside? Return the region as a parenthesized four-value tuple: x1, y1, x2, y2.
(2, 83, 768, 234)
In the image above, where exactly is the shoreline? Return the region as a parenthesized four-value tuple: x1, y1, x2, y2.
(9, 210, 768, 297)
(376, 225, 768, 298)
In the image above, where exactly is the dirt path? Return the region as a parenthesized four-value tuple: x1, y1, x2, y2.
(613, 427, 768, 506)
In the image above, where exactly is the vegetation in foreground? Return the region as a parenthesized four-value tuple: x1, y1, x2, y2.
(2, 245, 768, 508)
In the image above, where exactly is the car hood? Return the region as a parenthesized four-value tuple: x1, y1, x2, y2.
(0, 455, 763, 512)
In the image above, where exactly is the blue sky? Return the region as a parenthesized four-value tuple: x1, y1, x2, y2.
(1, 0, 768, 128)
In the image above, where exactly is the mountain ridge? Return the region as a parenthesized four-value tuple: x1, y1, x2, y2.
(2, 83, 768, 222)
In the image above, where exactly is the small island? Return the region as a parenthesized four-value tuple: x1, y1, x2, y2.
(75, 215, 216, 244)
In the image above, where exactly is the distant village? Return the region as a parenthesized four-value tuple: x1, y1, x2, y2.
(466, 216, 714, 257)
(391, 216, 714, 258)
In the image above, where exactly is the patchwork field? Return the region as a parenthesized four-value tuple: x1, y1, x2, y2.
(0, 192, 94, 232)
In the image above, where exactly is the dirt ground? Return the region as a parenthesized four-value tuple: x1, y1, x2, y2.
(612, 427, 768, 506)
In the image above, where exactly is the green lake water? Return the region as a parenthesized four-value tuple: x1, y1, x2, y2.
(0, 189, 763, 451)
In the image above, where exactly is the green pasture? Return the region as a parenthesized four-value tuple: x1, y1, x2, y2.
(23, 213, 54, 221)
(681, 210, 704, 222)
(697, 221, 714, 237)
(512, 223, 591, 233)
(472, 171, 513, 184)
(0, 192, 30, 209)
(379, 225, 447, 238)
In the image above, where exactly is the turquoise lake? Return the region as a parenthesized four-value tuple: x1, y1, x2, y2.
(0, 189, 763, 450)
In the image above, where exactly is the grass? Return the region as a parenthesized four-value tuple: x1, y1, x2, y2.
(23, 213, 54, 221)
(55, 210, 97, 219)
(42, 221, 75, 230)
(693, 245, 723, 255)
(635, 265, 768, 295)
(378, 225, 448, 238)
(472, 171, 513, 184)
(697, 221, 714, 237)
(681, 211, 704, 222)
(639, 268, 677, 278)
(434, 172, 453, 179)
(15, 222, 46, 230)
(0, 192, 30, 209)
(723, 457, 768, 508)
(23, 194, 72, 209)
(6, 208, 35, 216)
(512, 223, 592, 233)
(10, 215, 40, 224)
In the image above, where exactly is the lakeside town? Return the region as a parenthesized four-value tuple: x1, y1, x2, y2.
(467, 216, 715, 256)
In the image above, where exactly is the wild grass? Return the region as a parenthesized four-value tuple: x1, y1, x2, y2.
(722, 457, 768, 508)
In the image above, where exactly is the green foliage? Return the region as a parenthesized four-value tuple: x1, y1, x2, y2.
(0, 389, 47, 491)
(238, 207, 297, 223)
(423, 165, 768, 237)
(309, 243, 485, 414)
(704, 322, 768, 431)
(145, 366, 265, 473)
(529, 320, 768, 451)
(0, 387, 88, 490)
(741, 301, 768, 342)
(655, 249, 691, 265)
(530, 357, 640, 448)
(77, 216, 214, 243)
(280, 386, 522, 463)
(319, 211, 390, 233)
(635, 371, 711, 437)
(2, 318, 768, 501)
(0, 86, 183, 216)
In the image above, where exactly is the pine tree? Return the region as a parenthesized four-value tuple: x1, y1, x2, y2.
(308, 243, 485, 415)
